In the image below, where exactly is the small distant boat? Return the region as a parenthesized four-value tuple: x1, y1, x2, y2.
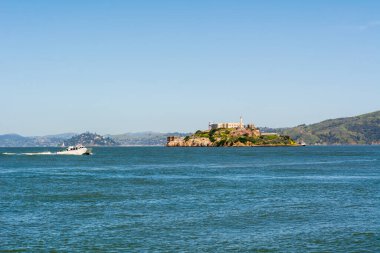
(57, 145, 92, 155)
(299, 141, 307, 146)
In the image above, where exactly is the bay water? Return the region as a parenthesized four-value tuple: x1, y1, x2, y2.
(1, 146, 379, 252)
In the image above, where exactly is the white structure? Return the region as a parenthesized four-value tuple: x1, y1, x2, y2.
(261, 132, 279, 136)
(56, 145, 92, 155)
(210, 117, 244, 130)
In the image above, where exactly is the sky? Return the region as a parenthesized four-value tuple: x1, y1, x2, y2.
(1, 0, 380, 135)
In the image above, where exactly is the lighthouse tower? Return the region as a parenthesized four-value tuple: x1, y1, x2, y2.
(239, 116, 244, 128)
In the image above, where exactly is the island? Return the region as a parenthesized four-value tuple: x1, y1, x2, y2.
(62, 132, 119, 146)
(167, 117, 298, 147)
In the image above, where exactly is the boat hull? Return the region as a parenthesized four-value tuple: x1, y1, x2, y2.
(56, 148, 92, 155)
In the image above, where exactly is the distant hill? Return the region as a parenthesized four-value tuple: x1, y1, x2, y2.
(63, 132, 119, 146)
(0, 133, 76, 147)
(0, 132, 189, 147)
(0, 134, 33, 147)
(275, 111, 380, 145)
(1, 111, 379, 146)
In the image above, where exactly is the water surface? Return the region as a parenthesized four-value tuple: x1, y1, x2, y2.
(1, 146, 379, 251)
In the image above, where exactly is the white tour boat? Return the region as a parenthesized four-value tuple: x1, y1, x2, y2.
(57, 145, 92, 155)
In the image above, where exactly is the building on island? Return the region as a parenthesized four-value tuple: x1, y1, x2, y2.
(167, 117, 268, 146)
(209, 117, 261, 136)
(210, 117, 244, 130)
(209, 117, 257, 130)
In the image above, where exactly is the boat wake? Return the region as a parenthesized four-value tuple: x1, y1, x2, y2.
(2, 152, 55, 155)
(23, 151, 54, 155)
(2, 145, 92, 156)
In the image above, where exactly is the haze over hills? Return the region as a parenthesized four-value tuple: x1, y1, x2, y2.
(0, 111, 379, 146)
(0, 133, 77, 147)
(0, 132, 189, 147)
(109, 132, 189, 146)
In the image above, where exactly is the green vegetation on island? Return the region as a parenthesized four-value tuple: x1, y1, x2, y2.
(207, 128, 295, 146)
(168, 127, 297, 147)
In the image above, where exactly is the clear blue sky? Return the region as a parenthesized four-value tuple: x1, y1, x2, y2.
(1, 0, 380, 135)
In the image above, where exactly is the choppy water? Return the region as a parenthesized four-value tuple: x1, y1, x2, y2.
(1, 146, 379, 252)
